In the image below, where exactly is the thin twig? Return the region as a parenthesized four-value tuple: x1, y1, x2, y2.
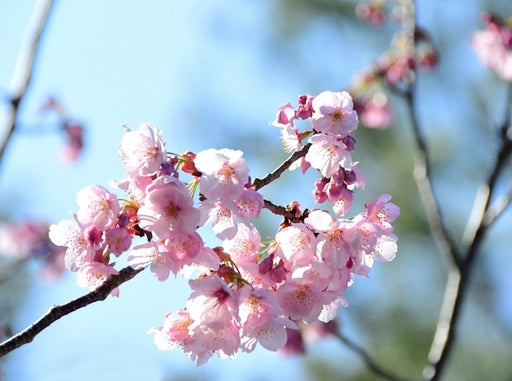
(252, 143, 311, 191)
(0, 266, 143, 358)
(0, 0, 54, 167)
(334, 331, 414, 381)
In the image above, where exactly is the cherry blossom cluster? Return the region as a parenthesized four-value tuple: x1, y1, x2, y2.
(472, 12, 512, 81)
(48, 90, 399, 365)
(350, 4, 439, 129)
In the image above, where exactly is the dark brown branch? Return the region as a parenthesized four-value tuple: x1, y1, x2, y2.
(334, 331, 414, 381)
(0, 266, 143, 358)
(262, 199, 305, 223)
(0, 0, 54, 167)
(252, 143, 311, 191)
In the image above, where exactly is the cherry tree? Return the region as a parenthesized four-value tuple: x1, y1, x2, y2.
(1, 1, 512, 380)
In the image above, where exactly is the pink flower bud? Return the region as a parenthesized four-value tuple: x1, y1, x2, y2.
(259, 255, 273, 275)
(342, 135, 356, 151)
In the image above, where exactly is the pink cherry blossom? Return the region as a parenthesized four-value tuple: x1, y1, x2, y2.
(199, 200, 238, 240)
(275, 279, 325, 323)
(311, 91, 358, 137)
(305, 134, 353, 178)
(370, 230, 398, 262)
(277, 123, 303, 153)
(76, 185, 119, 231)
(332, 186, 353, 216)
(76, 262, 119, 296)
(49, 219, 97, 271)
(238, 287, 283, 328)
(119, 122, 167, 177)
(241, 317, 297, 352)
(305, 210, 354, 268)
(128, 240, 177, 281)
(279, 327, 305, 355)
(104, 227, 132, 256)
(149, 310, 195, 351)
(127, 175, 153, 203)
(329, 266, 353, 294)
(222, 222, 261, 264)
(186, 274, 239, 330)
(194, 148, 249, 204)
(291, 261, 332, 292)
(365, 194, 400, 231)
(318, 293, 348, 322)
(235, 189, 264, 219)
(165, 231, 204, 270)
(188, 321, 241, 365)
(137, 176, 200, 238)
(274, 102, 296, 126)
(178, 246, 221, 278)
(275, 223, 317, 266)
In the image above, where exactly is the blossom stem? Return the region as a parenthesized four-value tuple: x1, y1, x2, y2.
(252, 143, 311, 191)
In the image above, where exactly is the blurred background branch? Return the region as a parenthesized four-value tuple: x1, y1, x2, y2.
(0, 0, 54, 167)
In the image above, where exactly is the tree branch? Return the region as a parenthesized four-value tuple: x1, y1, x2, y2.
(334, 331, 414, 381)
(422, 85, 512, 381)
(482, 182, 512, 228)
(0, 266, 143, 358)
(262, 199, 306, 223)
(403, 88, 462, 270)
(0, 0, 54, 168)
(252, 143, 311, 191)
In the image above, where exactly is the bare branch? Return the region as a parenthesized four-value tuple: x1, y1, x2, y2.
(334, 331, 415, 381)
(422, 83, 512, 381)
(403, 87, 461, 270)
(0, 0, 54, 167)
(252, 143, 311, 191)
(0, 266, 143, 358)
(482, 183, 512, 228)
